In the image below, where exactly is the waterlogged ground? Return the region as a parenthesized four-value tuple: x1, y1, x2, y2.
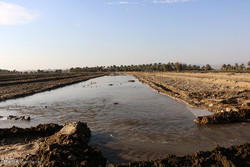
(0, 75, 249, 163)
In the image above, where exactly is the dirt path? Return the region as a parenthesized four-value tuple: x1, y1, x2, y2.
(127, 72, 250, 124)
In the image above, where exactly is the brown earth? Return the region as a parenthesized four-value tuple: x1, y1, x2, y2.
(0, 72, 107, 102)
(0, 72, 249, 166)
(0, 122, 106, 167)
(127, 72, 250, 124)
(110, 143, 250, 167)
(1, 122, 249, 167)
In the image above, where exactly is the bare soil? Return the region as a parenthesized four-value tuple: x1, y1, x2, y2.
(128, 72, 250, 124)
(0, 72, 107, 102)
(0, 122, 106, 167)
(0, 72, 249, 166)
(110, 143, 250, 167)
(1, 123, 249, 167)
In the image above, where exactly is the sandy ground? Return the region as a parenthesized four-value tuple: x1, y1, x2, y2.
(128, 72, 250, 123)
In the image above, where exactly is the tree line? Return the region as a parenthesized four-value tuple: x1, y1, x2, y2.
(0, 69, 15, 73)
(221, 61, 250, 71)
(69, 61, 250, 73)
(69, 62, 213, 73)
(1, 61, 249, 73)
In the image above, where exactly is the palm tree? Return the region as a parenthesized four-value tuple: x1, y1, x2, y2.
(205, 64, 212, 70)
(221, 64, 226, 70)
(234, 63, 239, 70)
(175, 62, 181, 71)
(239, 64, 245, 71)
(226, 64, 232, 71)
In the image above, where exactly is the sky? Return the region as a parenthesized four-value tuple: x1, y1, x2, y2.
(0, 0, 250, 70)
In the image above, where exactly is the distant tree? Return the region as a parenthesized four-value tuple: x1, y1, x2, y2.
(205, 64, 212, 70)
(182, 63, 187, 71)
(221, 64, 227, 70)
(226, 64, 233, 71)
(55, 69, 62, 73)
(37, 69, 44, 73)
(152, 63, 157, 71)
(175, 62, 181, 71)
(162, 64, 167, 71)
(234, 63, 239, 70)
(158, 63, 163, 71)
(248, 61, 250, 67)
(166, 62, 172, 71)
(192, 65, 200, 70)
(187, 65, 192, 71)
(239, 64, 245, 71)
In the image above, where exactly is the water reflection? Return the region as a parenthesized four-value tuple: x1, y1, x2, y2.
(0, 75, 249, 163)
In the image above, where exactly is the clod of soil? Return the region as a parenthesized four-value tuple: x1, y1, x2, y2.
(194, 110, 250, 124)
(22, 122, 106, 167)
(7, 115, 30, 121)
(0, 123, 62, 139)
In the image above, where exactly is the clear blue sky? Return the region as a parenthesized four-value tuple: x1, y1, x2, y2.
(0, 0, 249, 70)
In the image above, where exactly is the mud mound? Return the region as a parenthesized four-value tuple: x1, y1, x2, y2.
(194, 110, 250, 124)
(0, 122, 106, 167)
(110, 143, 250, 167)
(22, 122, 106, 167)
(0, 123, 63, 139)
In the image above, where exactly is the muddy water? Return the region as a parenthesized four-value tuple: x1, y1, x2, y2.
(0, 75, 249, 163)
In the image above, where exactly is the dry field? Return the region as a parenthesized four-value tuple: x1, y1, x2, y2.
(0, 72, 107, 102)
(128, 72, 250, 124)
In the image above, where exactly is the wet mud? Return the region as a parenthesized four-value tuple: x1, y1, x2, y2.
(129, 72, 250, 124)
(110, 143, 250, 167)
(0, 122, 249, 167)
(0, 73, 249, 166)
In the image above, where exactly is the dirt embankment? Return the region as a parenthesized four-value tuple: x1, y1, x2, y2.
(128, 72, 250, 124)
(1, 123, 249, 167)
(0, 72, 107, 102)
(0, 122, 106, 167)
(110, 143, 250, 167)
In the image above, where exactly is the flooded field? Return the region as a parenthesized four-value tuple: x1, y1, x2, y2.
(0, 75, 249, 163)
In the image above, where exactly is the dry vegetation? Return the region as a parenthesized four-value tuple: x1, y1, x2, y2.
(128, 72, 250, 124)
(0, 72, 107, 102)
